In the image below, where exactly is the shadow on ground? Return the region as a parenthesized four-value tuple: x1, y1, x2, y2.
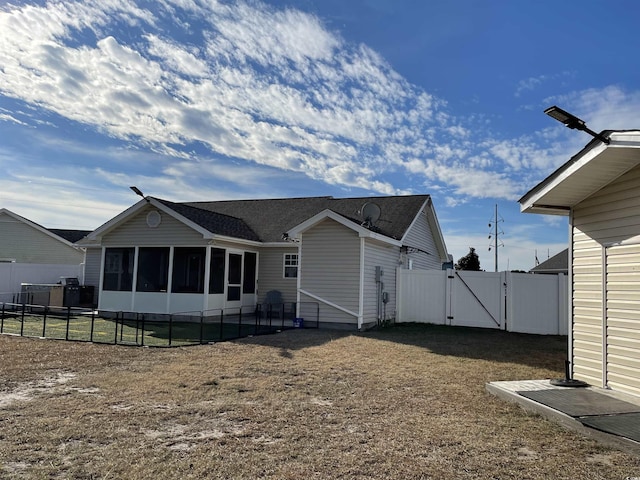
(239, 322, 567, 371)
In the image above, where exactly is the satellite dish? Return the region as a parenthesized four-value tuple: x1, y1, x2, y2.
(361, 202, 381, 226)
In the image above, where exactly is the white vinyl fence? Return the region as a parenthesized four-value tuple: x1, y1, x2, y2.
(0, 263, 84, 302)
(396, 269, 568, 335)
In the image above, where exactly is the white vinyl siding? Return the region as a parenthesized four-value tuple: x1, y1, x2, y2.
(605, 244, 640, 396)
(0, 212, 84, 264)
(299, 218, 360, 325)
(257, 247, 298, 303)
(84, 248, 102, 288)
(401, 208, 442, 270)
(102, 207, 204, 246)
(362, 240, 400, 326)
(572, 163, 640, 394)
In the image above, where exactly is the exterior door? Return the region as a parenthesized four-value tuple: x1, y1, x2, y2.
(226, 252, 243, 309)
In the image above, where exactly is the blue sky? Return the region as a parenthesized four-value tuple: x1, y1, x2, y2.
(1, 0, 639, 271)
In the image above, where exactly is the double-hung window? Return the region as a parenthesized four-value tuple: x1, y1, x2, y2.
(283, 253, 298, 278)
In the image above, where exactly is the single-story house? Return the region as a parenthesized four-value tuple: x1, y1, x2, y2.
(0, 208, 89, 264)
(0, 208, 91, 303)
(520, 130, 640, 397)
(529, 248, 568, 275)
(78, 194, 449, 330)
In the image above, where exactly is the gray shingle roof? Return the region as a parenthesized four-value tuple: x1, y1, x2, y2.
(529, 248, 568, 274)
(154, 195, 430, 243)
(155, 199, 261, 242)
(48, 229, 93, 243)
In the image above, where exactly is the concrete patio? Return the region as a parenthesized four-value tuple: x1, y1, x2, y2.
(487, 379, 640, 456)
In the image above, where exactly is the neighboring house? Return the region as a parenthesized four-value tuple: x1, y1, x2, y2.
(0, 208, 89, 264)
(529, 249, 568, 275)
(78, 195, 449, 330)
(0, 208, 91, 302)
(519, 130, 640, 397)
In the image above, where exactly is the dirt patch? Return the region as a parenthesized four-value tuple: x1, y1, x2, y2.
(1, 325, 640, 479)
(0, 372, 76, 408)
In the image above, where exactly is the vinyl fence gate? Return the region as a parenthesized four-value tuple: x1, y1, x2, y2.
(396, 269, 568, 335)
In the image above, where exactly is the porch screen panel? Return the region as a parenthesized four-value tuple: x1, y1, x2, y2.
(209, 248, 225, 294)
(227, 253, 242, 301)
(137, 247, 170, 292)
(103, 247, 134, 291)
(172, 247, 206, 293)
(243, 252, 257, 294)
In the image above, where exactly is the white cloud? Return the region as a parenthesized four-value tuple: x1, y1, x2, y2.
(1, 0, 639, 207)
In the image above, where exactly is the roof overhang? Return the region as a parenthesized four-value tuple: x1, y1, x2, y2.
(78, 198, 222, 246)
(519, 131, 640, 215)
(0, 208, 81, 250)
(287, 209, 402, 247)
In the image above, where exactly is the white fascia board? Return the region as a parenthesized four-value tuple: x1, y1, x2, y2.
(82, 198, 219, 243)
(520, 142, 608, 213)
(287, 209, 401, 246)
(208, 234, 262, 248)
(0, 208, 78, 249)
(516, 133, 640, 214)
(261, 242, 299, 247)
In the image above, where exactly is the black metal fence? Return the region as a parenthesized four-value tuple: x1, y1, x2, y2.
(0, 301, 319, 347)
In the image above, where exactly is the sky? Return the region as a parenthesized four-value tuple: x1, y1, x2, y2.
(1, 0, 639, 272)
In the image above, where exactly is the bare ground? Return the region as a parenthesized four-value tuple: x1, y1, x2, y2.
(1, 324, 639, 479)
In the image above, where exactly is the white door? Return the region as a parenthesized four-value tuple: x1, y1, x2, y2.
(225, 252, 243, 310)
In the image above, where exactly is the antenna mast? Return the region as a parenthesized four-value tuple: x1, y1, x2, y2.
(488, 204, 504, 272)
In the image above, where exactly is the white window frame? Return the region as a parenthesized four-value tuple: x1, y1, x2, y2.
(283, 253, 299, 278)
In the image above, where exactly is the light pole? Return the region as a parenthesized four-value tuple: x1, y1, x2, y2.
(544, 106, 610, 144)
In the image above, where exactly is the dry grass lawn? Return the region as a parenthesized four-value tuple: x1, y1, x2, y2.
(1, 323, 639, 479)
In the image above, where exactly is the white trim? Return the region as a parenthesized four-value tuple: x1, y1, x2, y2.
(358, 237, 365, 330)
(567, 211, 574, 378)
(80, 198, 263, 246)
(283, 252, 299, 279)
(299, 288, 359, 318)
(520, 132, 640, 215)
(131, 247, 139, 311)
(601, 245, 608, 389)
(296, 237, 302, 313)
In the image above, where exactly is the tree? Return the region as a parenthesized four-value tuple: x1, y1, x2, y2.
(455, 247, 481, 271)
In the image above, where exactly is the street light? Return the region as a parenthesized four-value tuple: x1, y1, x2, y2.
(130, 186, 144, 197)
(544, 106, 610, 144)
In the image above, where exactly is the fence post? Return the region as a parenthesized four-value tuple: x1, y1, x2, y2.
(139, 314, 145, 347)
(20, 302, 25, 336)
(66, 306, 71, 340)
(114, 312, 120, 344)
(168, 314, 173, 346)
(219, 309, 224, 341)
(90, 309, 95, 342)
(238, 307, 243, 338)
(200, 312, 204, 344)
(136, 312, 140, 345)
(42, 306, 48, 338)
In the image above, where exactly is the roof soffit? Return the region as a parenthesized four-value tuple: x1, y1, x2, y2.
(520, 132, 640, 215)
